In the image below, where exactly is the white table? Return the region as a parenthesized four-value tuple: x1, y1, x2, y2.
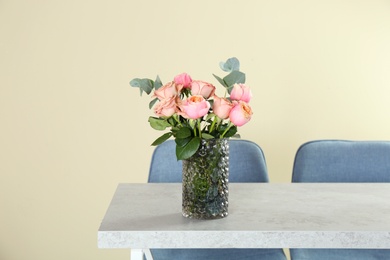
(98, 183, 390, 259)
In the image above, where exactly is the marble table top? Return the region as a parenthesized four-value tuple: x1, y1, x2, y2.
(98, 183, 390, 249)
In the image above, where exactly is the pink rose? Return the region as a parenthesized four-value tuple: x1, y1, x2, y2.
(230, 83, 252, 103)
(191, 80, 216, 99)
(154, 97, 178, 117)
(180, 95, 210, 119)
(154, 81, 181, 100)
(174, 73, 192, 88)
(229, 101, 253, 126)
(213, 95, 233, 119)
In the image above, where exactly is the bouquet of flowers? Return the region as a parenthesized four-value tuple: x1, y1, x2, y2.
(130, 57, 253, 160)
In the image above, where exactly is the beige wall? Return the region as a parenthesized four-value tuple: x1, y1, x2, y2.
(1, 1, 389, 259)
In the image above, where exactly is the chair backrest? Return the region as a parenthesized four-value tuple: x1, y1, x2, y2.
(149, 139, 269, 183)
(148, 139, 287, 260)
(291, 140, 390, 260)
(292, 140, 390, 183)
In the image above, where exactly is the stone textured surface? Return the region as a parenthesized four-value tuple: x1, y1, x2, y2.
(98, 183, 390, 249)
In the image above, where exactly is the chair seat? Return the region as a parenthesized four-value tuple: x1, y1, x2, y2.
(290, 249, 390, 260)
(151, 248, 287, 260)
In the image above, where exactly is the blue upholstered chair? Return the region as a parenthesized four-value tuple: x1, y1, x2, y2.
(291, 140, 390, 260)
(147, 139, 287, 260)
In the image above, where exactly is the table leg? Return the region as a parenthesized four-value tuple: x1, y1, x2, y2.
(143, 249, 153, 260)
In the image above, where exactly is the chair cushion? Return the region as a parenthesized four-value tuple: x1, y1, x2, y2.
(151, 248, 287, 260)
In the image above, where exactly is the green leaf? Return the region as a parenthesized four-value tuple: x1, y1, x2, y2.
(219, 57, 240, 72)
(189, 119, 196, 129)
(154, 75, 163, 90)
(171, 127, 180, 134)
(213, 74, 228, 88)
(176, 137, 201, 160)
(149, 98, 158, 109)
(222, 125, 238, 138)
(176, 127, 192, 139)
(175, 136, 192, 147)
(205, 113, 215, 121)
(148, 117, 171, 130)
(167, 117, 176, 126)
(201, 133, 215, 139)
(151, 133, 172, 146)
(130, 78, 154, 95)
(223, 71, 246, 91)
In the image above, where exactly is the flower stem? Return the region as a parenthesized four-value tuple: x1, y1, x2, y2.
(220, 122, 233, 138)
(198, 120, 202, 139)
(173, 115, 183, 127)
(209, 116, 218, 134)
(192, 120, 197, 137)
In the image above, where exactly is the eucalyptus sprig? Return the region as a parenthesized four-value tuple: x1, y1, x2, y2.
(130, 57, 253, 160)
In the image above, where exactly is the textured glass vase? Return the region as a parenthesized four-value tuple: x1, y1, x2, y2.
(182, 138, 229, 219)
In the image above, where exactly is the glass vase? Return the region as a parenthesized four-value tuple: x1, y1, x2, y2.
(182, 138, 229, 220)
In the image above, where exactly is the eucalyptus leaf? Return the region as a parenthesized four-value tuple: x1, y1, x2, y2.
(213, 74, 228, 88)
(176, 137, 201, 160)
(154, 75, 163, 90)
(148, 117, 171, 130)
(223, 71, 246, 92)
(226, 85, 234, 94)
(130, 78, 154, 95)
(149, 98, 158, 109)
(219, 57, 240, 72)
(151, 133, 172, 146)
